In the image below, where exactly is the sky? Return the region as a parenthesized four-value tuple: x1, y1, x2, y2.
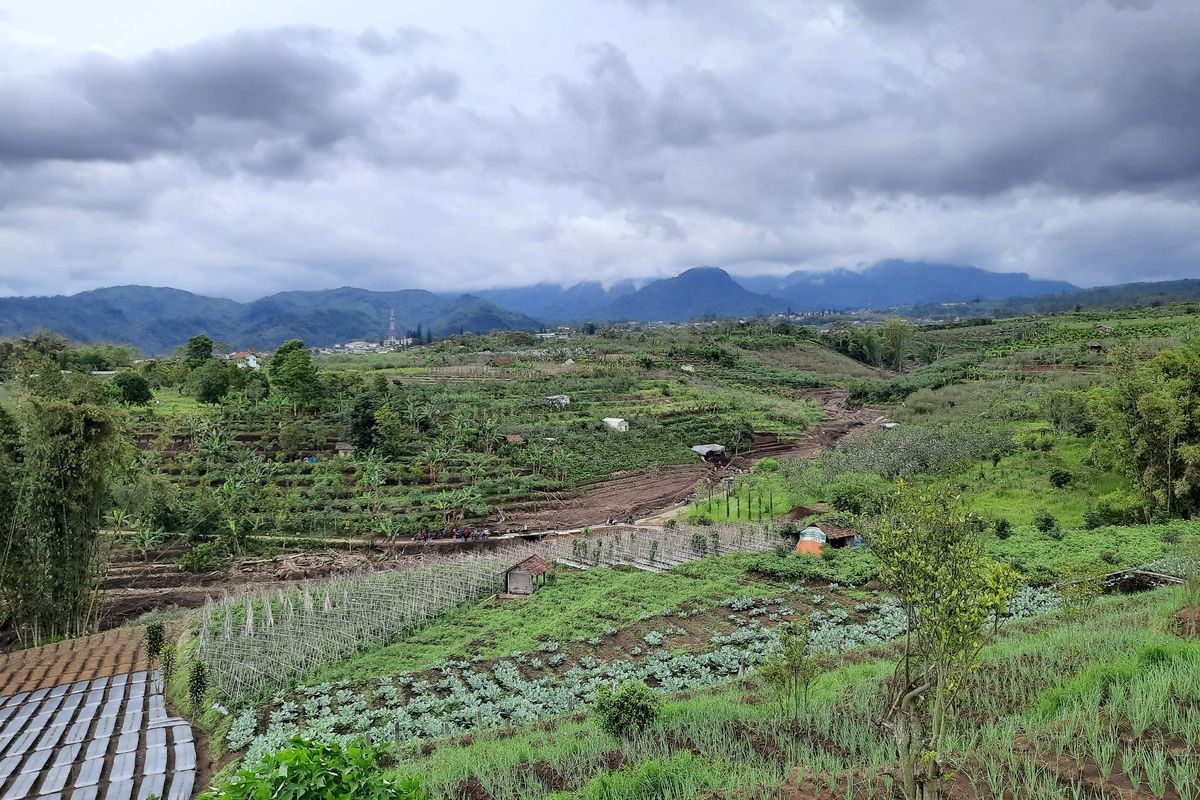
(0, 0, 1197, 300)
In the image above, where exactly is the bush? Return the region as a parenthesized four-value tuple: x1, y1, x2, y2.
(144, 621, 165, 663)
(1099, 549, 1119, 565)
(754, 458, 780, 473)
(113, 372, 153, 405)
(1033, 509, 1059, 536)
(199, 737, 428, 800)
(178, 541, 229, 573)
(992, 518, 1013, 539)
(749, 547, 879, 586)
(592, 681, 660, 738)
(1049, 469, 1072, 489)
(828, 473, 889, 515)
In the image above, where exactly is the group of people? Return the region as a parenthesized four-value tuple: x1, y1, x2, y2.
(413, 526, 495, 542)
(606, 515, 637, 526)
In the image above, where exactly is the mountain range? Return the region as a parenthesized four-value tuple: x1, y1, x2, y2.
(0, 260, 1116, 354)
(0, 286, 540, 354)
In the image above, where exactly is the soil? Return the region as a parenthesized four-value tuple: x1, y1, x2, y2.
(453, 775, 496, 800)
(0, 627, 147, 695)
(1171, 606, 1200, 638)
(503, 389, 883, 531)
(514, 760, 572, 792)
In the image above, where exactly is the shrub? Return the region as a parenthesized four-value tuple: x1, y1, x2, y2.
(749, 547, 879, 586)
(1099, 549, 1119, 565)
(1033, 509, 1059, 536)
(592, 681, 660, 738)
(1049, 469, 1072, 489)
(187, 659, 208, 713)
(992, 518, 1013, 539)
(828, 472, 889, 515)
(199, 737, 428, 800)
(144, 621, 165, 664)
(754, 458, 780, 473)
(178, 541, 228, 573)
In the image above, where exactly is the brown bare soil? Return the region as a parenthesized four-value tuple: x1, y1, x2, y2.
(0, 627, 146, 695)
(505, 389, 882, 530)
(1171, 606, 1200, 638)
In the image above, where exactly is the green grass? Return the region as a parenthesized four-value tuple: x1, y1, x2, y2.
(987, 521, 1200, 579)
(149, 388, 210, 416)
(310, 554, 780, 683)
(381, 588, 1197, 800)
(928, 431, 1127, 528)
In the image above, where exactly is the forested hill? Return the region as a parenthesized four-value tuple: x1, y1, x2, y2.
(593, 267, 789, 321)
(736, 260, 1076, 309)
(0, 286, 541, 354)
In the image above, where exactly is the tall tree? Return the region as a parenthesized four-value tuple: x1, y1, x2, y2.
(185, 335, 215, 367)
(0, 388, 126, 644)
(882, 317, 916, 371)
(1095, 343, 1200, 515)
(269, 341, 321, 413)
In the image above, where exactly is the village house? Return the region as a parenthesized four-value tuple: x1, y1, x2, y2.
(602, 417, 629, 432)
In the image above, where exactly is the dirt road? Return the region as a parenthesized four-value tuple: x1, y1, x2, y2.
(504, 388, 883, 531)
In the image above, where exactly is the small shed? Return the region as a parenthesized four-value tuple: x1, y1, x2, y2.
(691, 444, 728, 464)
(505, 554, 554, 596)
(602, 417, 629, 432)
(333, 442, 358, 458)
(1088, 340, 1105, 353)
(544, 394, 572, 410)
(681, 364, 696, 373)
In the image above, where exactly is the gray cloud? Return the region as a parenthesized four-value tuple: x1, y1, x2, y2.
(0, 0, 1197, 299)
(0, 29, 361, 175)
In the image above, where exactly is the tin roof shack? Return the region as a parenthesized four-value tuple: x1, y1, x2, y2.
(544, 394, 572, 410)
(602, 417, 629, 432)
(504, 554, 554, 596)
(333, 442, 358, 458)
(691, 444, 728, 465)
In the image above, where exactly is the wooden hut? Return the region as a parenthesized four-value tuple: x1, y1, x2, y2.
(505, 554, 554, 596)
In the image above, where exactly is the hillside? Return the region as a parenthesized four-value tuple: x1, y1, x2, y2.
(471, 280, 638, 323)
(0, 286, 541, 353)
(737, 260, 1076, 310)
(594, 267, 788, 322)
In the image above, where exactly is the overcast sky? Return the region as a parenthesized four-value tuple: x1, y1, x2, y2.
(0, 0, 1197, 299)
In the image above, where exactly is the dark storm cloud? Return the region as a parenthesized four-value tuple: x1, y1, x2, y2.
(0, 29, 362, 175)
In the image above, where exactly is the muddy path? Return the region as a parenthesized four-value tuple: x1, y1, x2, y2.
(504, 388, 884, 531)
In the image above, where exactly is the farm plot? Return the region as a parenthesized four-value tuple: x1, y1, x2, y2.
(0, 671, 197, 800)
(226, 583, 1058, 768)
(198, 525, 784, 704)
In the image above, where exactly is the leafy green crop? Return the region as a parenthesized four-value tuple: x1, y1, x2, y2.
(200, 737, 428, 800)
